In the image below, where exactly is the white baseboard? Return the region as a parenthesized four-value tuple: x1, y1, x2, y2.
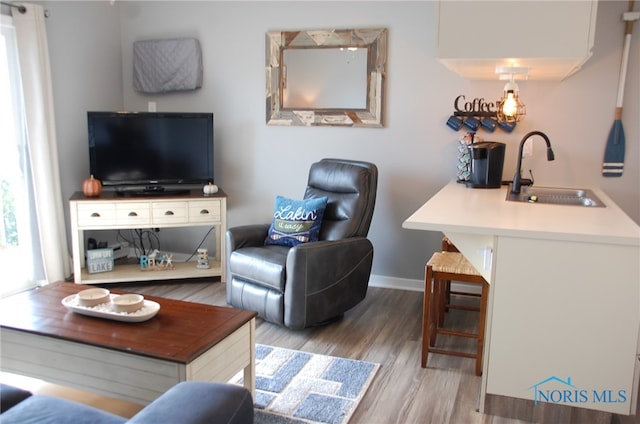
(368, 274, 482, 295)
(368, 274, 422, 292)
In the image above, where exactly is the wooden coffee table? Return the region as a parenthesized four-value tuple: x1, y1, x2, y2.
(0, 282, 257, 405)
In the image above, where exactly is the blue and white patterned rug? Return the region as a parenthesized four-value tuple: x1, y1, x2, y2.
(231, 344, 379, 424)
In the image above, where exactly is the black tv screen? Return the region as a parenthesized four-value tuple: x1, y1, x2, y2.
(87, 111, 214, 190)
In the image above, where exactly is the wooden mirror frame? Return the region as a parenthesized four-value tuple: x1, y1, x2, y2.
(266, 28, 387, 127)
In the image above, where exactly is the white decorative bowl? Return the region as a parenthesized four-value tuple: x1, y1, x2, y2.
(111, 294, 144, 313)
(77, 288, 110, 307)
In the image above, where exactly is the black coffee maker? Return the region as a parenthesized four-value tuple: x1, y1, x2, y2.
(466, 142, 506, 189)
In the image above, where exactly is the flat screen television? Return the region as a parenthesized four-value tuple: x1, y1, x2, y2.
(87, 111, 214, 195)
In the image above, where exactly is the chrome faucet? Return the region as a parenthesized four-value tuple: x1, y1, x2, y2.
(511, 131, 555, 194)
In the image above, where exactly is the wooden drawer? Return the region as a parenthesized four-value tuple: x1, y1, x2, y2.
(188, 200, 221, 223)
(152, 202, 188, 225)
(115, 203, 151, 226)
(77, 203, 116, 227)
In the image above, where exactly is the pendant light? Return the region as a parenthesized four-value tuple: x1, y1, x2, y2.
(496, 67, 528, 123)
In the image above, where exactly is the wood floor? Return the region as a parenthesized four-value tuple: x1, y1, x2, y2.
(4, 279, 636, 423)
(111, 279, 521, 423)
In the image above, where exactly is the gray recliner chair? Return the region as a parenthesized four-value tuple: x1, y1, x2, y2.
(226, 158, 378, 330)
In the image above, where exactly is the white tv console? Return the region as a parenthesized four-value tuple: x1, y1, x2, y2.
(69, 189, 227, 284)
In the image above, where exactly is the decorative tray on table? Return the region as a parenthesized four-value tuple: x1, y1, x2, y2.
(61, 294, 160, 322)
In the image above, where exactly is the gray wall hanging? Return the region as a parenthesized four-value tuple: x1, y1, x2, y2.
(133, 37, 203, 93)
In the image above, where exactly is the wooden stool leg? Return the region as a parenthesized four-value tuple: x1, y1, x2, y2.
(475, 281, 489, 376)
(421, 264, 434, 368)
(445, 280, 452, 311)
(437, 279, 447, 326)
(430, 277, 440, 347)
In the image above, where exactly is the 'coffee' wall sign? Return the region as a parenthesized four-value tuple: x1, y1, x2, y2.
(446, 95, 515, 133)
(453, 95, 499, 117)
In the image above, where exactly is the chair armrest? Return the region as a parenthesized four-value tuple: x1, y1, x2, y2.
(0, 384, 32, 413)
(284, 237, 374, 329)
(226, 224, 270, 251)
(225, 224, 270, 299)
(127, 382, 253, 424)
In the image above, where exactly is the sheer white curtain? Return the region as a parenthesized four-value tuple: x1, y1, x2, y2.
(0, 13, 42, 296)
(9, 2, 70, 288)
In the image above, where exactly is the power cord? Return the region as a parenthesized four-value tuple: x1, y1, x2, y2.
(116, 229, 159, 258)
(184, 227, 215, 262)
(117, 227, 213, 262)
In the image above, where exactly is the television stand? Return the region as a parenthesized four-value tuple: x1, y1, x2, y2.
(69, 189, 227, 285)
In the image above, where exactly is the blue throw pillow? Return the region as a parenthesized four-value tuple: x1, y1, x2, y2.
(265, 196, 328, 247)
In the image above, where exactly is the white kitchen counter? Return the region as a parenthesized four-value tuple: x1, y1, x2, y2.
(403, 181, 639, 246)
(403, 181, 640, 420)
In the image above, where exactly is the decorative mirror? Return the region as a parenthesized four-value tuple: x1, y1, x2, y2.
(266, 28, 387, 127)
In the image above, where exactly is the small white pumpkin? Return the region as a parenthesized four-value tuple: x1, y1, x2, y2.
(203, 182, 218, 195)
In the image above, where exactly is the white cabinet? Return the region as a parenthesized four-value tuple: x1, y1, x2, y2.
(486, 236, 638, 416)
(69, 191, 227, 284)
(151, 201, 188, 225)
(76, 203, 116, 227)
(436, 1, 598, 80)
(115, 202, 150, 226)
(188, 200, 221, 223)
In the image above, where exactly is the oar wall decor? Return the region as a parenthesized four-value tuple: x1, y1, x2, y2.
(602, 0, 638, 177)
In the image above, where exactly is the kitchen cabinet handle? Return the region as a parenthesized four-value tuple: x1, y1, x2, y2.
(90, 212, 101, 218)
(164, 210, 174, 216)
(200, 209, 210, 215)
(128, 212, 138, 217)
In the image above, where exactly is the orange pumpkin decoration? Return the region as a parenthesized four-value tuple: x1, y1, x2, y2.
(82, 175, 102, 197)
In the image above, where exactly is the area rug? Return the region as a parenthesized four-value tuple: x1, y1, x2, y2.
(231, 344, 379, 424)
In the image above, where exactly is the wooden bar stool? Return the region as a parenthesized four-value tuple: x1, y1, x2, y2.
(421, 238, 488, 376)
(438, 237, 482, 326)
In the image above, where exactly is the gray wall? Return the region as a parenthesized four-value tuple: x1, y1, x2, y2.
(42, 1, 639, 285)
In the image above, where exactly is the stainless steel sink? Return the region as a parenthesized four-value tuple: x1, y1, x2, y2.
(506, 185, 606, 207)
